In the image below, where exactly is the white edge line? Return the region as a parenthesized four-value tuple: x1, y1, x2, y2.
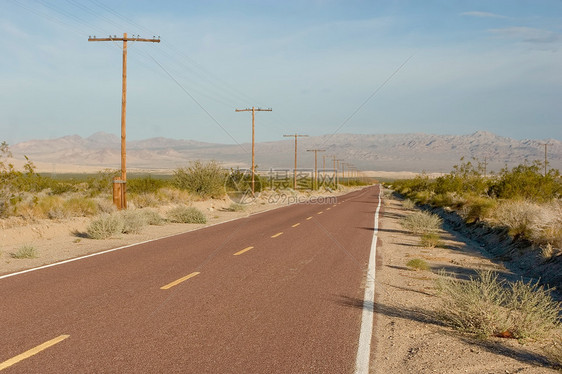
(354, 185, 381, 374)
(0, 187, 368, 281)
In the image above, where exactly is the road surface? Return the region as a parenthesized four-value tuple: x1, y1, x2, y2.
(1, 185, 381, 373)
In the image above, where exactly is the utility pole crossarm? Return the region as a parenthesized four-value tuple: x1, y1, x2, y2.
(88, 36, 160, 42)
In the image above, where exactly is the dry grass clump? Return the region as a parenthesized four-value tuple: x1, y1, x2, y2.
(167, 206, 207, 224)
(401, 211, 442, 234)
(62, 197, 98, 217)
(131, 192, 160, 208)
(436, 270, 561, 341)
(420, 232, 443, 248)
(406, 258, 430, 271)
(492, 200, 562, 249)
(402, 199, 415, 209)
(226, 203, 246, 212)
(120, 210, 146, 234)
(142, 209, 164, 225)
(87, 213, 125, 239)
(10, 244, 38, 259)
(156, 188, 192, 204)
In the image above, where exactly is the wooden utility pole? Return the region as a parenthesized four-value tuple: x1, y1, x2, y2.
(542, 143, 549, 177)
(89, 33, 160, 209)
(307, 149, 325, 190)
(331, 155, 338, 186)
(283, 133, 308, 189)
(235, 107, 272, 194)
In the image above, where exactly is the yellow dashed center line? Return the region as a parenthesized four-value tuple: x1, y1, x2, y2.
(326, 207, 331, 210)
(306, 216, 312, 220)
(233, 246, 254, 256)
(292, 223, 301, 228)
(333, 204, 337, 207)
(271, 232, 283, 238)
(0, 335, 70, 371)
(317, 211, 323, 215)
(161, 272, 200, 290)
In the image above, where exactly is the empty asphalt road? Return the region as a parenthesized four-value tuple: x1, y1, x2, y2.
(1, 185, 381, 373)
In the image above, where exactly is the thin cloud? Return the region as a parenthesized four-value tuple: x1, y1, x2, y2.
(489, 27, 562, 44)
(462, 11, 507, 19)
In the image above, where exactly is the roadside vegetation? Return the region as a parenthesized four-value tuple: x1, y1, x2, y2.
(1, 142, 369, 240)
(390, 157, 562, 256)
(436, 270, 562, 368)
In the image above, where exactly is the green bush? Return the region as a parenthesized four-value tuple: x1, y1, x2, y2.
(167, 206, 207, 224)
(127, 176, 168, 194)
(87, 213, 125, 239)
(490, 162, 561, 202)
(173, 160, 227, 198)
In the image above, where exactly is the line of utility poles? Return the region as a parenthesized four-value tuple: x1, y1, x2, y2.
(235, 107, 272, 194)
(283, 133, 308, 189)
(307, 149, 325, 190)
(89, 33, 160, 209)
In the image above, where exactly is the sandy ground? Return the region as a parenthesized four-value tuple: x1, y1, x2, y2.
(371, 189, 559, 373)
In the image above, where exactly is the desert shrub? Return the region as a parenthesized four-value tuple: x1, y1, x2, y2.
(156, 187, 192, 204)
(36, 195, 66, 219)
(406, 258, 430, 271)
(87, 213, 124, 239)
(413, 190, 431, 204)
(86, 169, 120, 196)
(402, 199, 415, 209)
(462, 196, 497, 223)
(401, 211, 442, 234)
(63, 197, 98, 217)
(173, 160, 226, 199)
(95, 197, 117, 214)
(142, 209, 164, 225)
(420, 232, 442, 248)
(127, 176, 168, 194)
(436, 270, 560, 340)
(10, 244, 38, 259)
(492, 200, 543, 238)
(226, 203, 245, 212)
(167, 206, 207, 224)
(130, 192, 159, 208)
(490, 162, 561, 202)
(120, 210, 146, 234)
(50, 182, 77, 195)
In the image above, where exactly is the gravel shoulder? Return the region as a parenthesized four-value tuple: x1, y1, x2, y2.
(371, 189, 559, 373)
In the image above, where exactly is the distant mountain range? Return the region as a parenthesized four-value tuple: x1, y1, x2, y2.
(8, 131, 562, 174)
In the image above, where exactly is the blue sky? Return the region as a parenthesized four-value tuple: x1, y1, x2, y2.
(1, 0, 561, 145)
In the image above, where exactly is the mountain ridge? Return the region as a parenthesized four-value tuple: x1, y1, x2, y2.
(7, 131, 562, 173)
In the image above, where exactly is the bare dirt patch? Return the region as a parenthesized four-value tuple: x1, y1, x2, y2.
(371, 190, 559, 373)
